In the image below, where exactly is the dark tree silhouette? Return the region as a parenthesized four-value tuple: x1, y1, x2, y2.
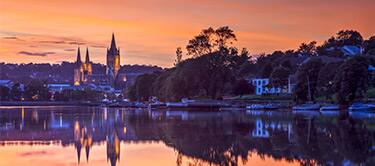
(232, 79, 254, 97)
(334, 56, 369, 106)
(174, 47, 183, 66)
(294, 58, 323, 103)
(297, 41, 317, 56)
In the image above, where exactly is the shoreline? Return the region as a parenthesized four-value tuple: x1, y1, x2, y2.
(0, 101, 101, 107)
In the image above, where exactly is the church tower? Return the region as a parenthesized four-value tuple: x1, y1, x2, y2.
(106, 33, 120, 86)
(74, 47, 83, 86)
(83, 47, 93, 83)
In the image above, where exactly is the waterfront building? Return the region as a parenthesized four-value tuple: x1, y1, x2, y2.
(250, 78, 281, 95)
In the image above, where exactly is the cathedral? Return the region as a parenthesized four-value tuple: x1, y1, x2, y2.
(74, 33, 121, 87)
(106, 33, 121, 85)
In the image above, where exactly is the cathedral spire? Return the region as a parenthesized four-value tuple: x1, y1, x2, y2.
(110, 33, 117, 51)
(76, 47, 82, 64)
(85, 47, 90, 63)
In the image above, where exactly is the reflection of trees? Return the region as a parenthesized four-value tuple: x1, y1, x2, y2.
(127, 112, 375, 166)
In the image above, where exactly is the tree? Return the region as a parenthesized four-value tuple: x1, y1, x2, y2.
(128, 73, 160, 101)
(335, 30, 363, 47)
(10, 83, 22, 101)
(270, 66, 291, 88)
(215, 26, 237, 49)
(317, 62, 343, 101)
(186, 26, 237, 57)
(294, 58, 323, 103)
(174, 47, 183, 66)
(0, 86, 10, 101)
(297, 41, 317, 56)
(24, 80, 51, 101)
(261, 63, 273, 78)
(364, 36, 375, 55)
(187, 32, 212, 57)
(232, 79, 254, 97)
(334, 56, 369, 106)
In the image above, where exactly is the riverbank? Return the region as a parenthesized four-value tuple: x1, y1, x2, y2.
(0, 101, 101, 106)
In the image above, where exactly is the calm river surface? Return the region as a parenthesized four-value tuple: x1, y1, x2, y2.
(0, 106, 374, 166)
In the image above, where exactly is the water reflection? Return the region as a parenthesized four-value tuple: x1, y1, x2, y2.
(0, 106, 374, 166)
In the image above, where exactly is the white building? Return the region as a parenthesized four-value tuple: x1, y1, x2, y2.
(48, 84, 72, 93)
(250, 78, 281, 95)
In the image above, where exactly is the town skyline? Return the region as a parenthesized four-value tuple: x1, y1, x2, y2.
(1, 0, 374, 67)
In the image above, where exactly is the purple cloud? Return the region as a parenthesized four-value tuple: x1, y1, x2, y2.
(2, 36, 19, 40)
(18, 51, 56, 56)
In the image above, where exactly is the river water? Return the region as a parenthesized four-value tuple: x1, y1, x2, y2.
(0, 106, 374, 166)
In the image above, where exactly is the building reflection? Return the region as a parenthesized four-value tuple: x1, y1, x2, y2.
(73, 121, 94, 163)
(107, 130, 120, 166)
(0, 107, 374, 166)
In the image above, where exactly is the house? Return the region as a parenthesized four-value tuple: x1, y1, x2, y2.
(0, 80, 13, 88)
(340, 45, 363, 56)
(250, 78, 281, 95)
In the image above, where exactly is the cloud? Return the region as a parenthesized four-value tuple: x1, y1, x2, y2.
(2, 36, 19, 40)
(64, 48, 75, 52)
(18, 51, 56, 56)
(68, 41, 85, 45)
(19, 151, 48, 157)
(91, 44, 106, 48)
(39, 40, 66, 44)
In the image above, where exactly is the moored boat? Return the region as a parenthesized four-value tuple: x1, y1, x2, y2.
(348, 103, 375, 112)
(319, 104, 339, 111)
(246, 104, 265, 110)
(292, 103, 320, 111)
(246, 103, 279, 110)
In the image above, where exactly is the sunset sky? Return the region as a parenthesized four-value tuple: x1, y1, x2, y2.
(0, 0, 374, 67)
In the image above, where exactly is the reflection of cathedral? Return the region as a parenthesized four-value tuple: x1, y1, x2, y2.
(107, 131, 121, 166)
(73, 34, 122, 87)
(72, 118, 122, 166)
(73, 121, 93, 163)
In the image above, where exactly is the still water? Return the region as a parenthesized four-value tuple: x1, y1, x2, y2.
(0, 106, 374, 166)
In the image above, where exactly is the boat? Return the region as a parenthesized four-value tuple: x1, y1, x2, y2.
(292, 103, 320, 111)
(166, 102, 188, 108)
(348, 103, 375, 112)
(148, 101, 166, 109)
(246, 104, 265, 110)
(264, 104, 279, 110)
(320, 104, 339, 111)
(246, 103, 279, 110)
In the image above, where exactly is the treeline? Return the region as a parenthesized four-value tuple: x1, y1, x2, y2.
(0, 80, 120, 102)
(128, 27, 375, 103)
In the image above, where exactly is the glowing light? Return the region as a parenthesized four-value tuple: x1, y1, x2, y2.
(74, 121, 80, 131)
